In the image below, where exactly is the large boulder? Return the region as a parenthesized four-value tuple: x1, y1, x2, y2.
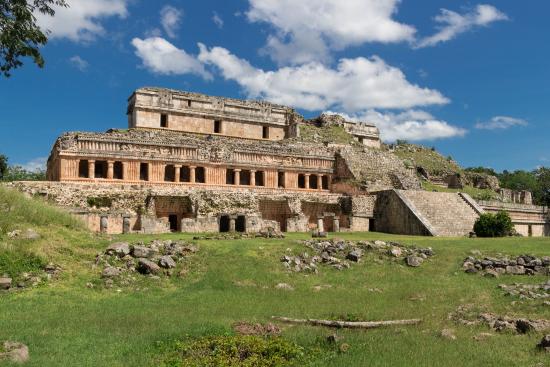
(131, 245, 151, 258)
(0, 278, 12, 290)
(406, 256, 424, 267)
(105, 242, 130, 257)
(136, 258, 160, 275)
(101, 267, 121, 278)
(506, 265, 526, 275)
(159, 255, 176, 269)
(0, 341, 29, 364)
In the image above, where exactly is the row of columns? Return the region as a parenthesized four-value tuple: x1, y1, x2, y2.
(87, 160, 124, 180)
(231, 169, 262, 186)
(317, 215, 340, 233)
(172, 165, 196, 183)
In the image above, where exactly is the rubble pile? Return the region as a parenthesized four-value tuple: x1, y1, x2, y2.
(462, 254, 550, 276)
(281, 239, 434, 273)
(498, 281, 550, 301)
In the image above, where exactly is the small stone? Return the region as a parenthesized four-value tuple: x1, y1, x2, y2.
(473, 332, 494, 341)
(339, 343, 350, 353)
(275, 283, 294, 291)
(7, 230, 21, 238)
(86, 282, 94, 288)
(346, 250, 362, 262)
(484, 269, 499, 278)
(105, 242, 130, 257)
(506, 265, 526, 275)
(470, 249, 482, 256)
(0, 341, 29, 364)
(136, 258, 161, 275)
(21, 228, 40, 240)
(101, 266, 121, 278)
(440, 329, 456, 340)
(389, 247, 402, 257)
(537, 335, 550, 351)
(159, 255, 176, 269)
(0, 277, 12, 290)
(326, 334, 342, 344)
(131, 245, 151, 258)
(406, 256, 423, 267)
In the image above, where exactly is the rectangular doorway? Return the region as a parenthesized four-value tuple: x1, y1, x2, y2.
(168, 214, 178, 232)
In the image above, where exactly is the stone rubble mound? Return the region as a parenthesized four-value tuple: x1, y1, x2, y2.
(0, 263, 61, 292)
(462, 254, 550, 276)
(498, 281, 550, 301)
(281, 239, 434, 273)
(193, 229, 284, 241)
(449, 304, 550, 334)
(96, 240, 198, 287)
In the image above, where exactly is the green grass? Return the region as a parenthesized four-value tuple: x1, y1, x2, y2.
(422, 181, 499, 201)
(1, 187, 550, 366)
(298, 125, 357, 145)
(393, 144, 462, 177)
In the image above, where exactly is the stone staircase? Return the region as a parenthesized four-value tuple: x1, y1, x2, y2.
(398, 190, 480, 236)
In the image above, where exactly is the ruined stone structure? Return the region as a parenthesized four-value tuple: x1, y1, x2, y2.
(10, 87, 548, 237)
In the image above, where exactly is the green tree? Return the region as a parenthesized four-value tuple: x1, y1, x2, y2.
(0, 154, 7, 179)
(2, 165, 45, 181)
(498, 170, 538, 192)
(473, 211, 514, 237)
(0, 0, 68, 77)
(533, 167, 550, 207)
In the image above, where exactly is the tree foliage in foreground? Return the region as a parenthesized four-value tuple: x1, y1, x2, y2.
(0, 0, 67, 77)
(0, 154, 46, 181)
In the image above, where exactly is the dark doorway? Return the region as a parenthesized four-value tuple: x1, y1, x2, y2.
(240, 170, 251, 185)
(94, 161, 108, 179)
(78, 160, 89, 178)
(278, 171, 285, 188)
(255, 171, 265, 186)
(219, 215, 230, 232)
(195, 167, 205, 183)
(369, 218, 375, 232)
(113, 161, 123, 180)
(164, 165, 176, 182)
(140, 163, 149, 181)
(236, 215, 246, 232)
(226, 169, 235, 185)
(298, 174, 306, 188)
(309, 174, 318, 189)
(321, 175, 329, 190)
(168, 214, 178, 232)
(180, 166, 190, 182)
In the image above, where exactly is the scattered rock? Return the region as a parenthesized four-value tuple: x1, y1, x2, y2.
(136, 259, 161, 275)
(537, 335, 550, 352)
(101, 266, 121, 278)
(0, 341, 29, 364)
(473, 332, 494, 341)
(159, 255, 176, 269)
(406, 256, 423, 267)
(0, 277, 12, 290)
(326, 334, 343, 344)
(440, 329, 456, 340)
(483, 269, 499, 278)
(131, 245, 151, 258)
(275, 283, 294, 291)
(463, 254, 549, 276)
(7, 230, 21, 239)
(389, 247, 402, 257)
(232, 322, 281, 336)
(21, 229, 40, 240)
(105, 242, 130, 257)
(346, 250, 362, 262)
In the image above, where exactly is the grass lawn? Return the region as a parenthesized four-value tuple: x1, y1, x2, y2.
(0, 187, 549, 366)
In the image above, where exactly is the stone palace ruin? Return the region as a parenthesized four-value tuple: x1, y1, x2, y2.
(10, 87, 550, 236)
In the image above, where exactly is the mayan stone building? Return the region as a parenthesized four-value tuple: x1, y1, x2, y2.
(11, 87, 547, 236)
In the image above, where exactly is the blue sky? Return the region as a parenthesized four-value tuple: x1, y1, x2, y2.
(0, 0, 548, 172)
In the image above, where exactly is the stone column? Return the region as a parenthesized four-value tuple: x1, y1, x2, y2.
(234, 169, 241, 186)
(250, 170, 256, 186)
(174, 165, 181, 183)
(88, 160, 95, 179)
(100, 216, 108, 233)
(190, 166, 196, 183)
(229, 216, 236, 232)
(305, 174, 310, 189)
(317, 175, 323, 190)
(122, 161, 127, 180)
(123, 216, 130, 234)
(107, 161, 114, 180)
(333, 217, 340, 232)
(317, 215, 324, 233)
(147, 163, 153, 182)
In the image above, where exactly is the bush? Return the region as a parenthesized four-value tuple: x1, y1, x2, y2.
(159, 335, 306, 367)
(473, 211, 514, 237)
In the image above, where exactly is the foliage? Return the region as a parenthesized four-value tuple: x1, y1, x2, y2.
(0, 0, 68, 76)
(298, 124, 355, 145)
(473, 211, 514, 237)
(421, 181, 498, 201)
(393, 144, 462, 177)
(0, 248, 45, 278)
(464, 166, 498, 177)
(498, 170, 537, 192)
(0, 154, 7, 179)
(533, 167, 550, 207)
(160, 335, 306, 367)
(1, 165, 45, 181)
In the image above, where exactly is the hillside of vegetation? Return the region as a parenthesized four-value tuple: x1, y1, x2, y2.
(1, 187, 549, 366)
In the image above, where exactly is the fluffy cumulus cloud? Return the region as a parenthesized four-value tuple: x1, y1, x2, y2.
(160, 5, 183, 38)
(131, 37, 211, 79)
(36, 0, 128, 42)
(17, 157, 48, 172)
(416, 4, 508, 48)
(327, 110, 467, 142)
(197, 44, 448, 111)
(69, 55, 89, 71)
(246, 0, 416, 65)
(475, 116, 528, 130)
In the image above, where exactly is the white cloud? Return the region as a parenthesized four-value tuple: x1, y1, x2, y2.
(327, 110, 467, 142)
(475, 116, 527, 130)
(246, 0, 416, 65)
(197, 44, 448, 111)
(17, 157, 47, 172)
(69, 55, 89, 71)
(160, 5, 183, 38)
(212, 12, 224, 29)
(416, 4, 508, 48)
(36, 0, 128, 42)
(131, 37, 211, 79)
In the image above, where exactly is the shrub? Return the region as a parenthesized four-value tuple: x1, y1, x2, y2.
(473, 211, 514, 237)
(159, 335, 306, 367)
(87, 196, 112, 208)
